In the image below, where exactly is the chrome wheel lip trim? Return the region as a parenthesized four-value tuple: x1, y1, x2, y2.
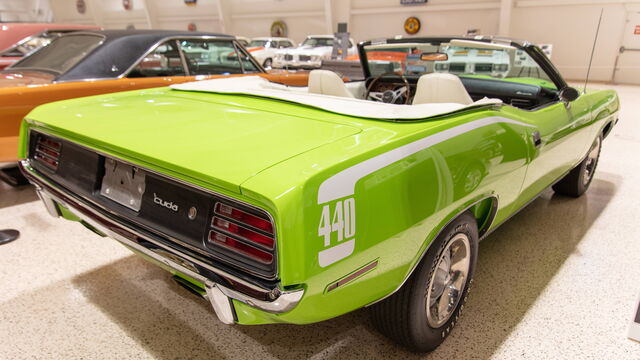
(425, 233, 471, 328)
(583, 136, 601, 186)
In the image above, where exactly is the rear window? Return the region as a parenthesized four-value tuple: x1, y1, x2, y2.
(11, 34, 103, 74)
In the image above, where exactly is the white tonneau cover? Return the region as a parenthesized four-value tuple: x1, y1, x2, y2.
(170, 76, 502, 120)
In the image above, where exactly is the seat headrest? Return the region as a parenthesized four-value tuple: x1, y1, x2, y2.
(412, 73, 473, 105)
(308, 70, 354, 98)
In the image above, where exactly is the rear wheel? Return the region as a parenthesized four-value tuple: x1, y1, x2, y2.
(552, 135, 601, 197)
(371, 212, 478, 352)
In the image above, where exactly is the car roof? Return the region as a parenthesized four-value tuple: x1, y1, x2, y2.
(306, 35, 334, 39)
(49, 30, 234, 81)
(0, 23, 100, 52)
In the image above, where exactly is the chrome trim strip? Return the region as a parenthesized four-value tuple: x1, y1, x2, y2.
(326, 259, 378, 293)
(22, 160, 303, 316)
(26, 128, 279, 280)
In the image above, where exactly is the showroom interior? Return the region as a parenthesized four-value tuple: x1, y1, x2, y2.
(0, 0, 639, 358)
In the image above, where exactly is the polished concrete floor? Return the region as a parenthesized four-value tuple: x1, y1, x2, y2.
(1, 83, 639, 359)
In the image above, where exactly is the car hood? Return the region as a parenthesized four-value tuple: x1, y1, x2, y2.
(0, 70, 55, 88)
(26, 88, 361, 194)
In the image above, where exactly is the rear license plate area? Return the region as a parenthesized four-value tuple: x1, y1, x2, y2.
(100, 158, 146, 211)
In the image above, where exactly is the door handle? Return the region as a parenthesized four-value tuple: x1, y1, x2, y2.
(532, 131, 542, 148)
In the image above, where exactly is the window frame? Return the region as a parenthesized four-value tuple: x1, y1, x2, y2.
(121, 36, 264, 79)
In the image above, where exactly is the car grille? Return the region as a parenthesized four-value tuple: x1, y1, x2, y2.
(284, 54, 294, 61)
(28, 131, 279, 281)
(298, 55, 311, 62)
(449, 63, 466, 73)
(475, 63, 493, 72)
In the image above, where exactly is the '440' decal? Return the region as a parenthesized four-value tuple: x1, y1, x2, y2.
(317, 198, 356, 267)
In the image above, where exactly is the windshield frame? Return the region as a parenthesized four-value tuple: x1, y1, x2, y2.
(357, 37, 568, 91)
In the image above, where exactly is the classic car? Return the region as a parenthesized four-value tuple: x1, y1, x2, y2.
(0, 29, 300, 181)
(246, 37, 295, 68)
(19, 36, 618, 352)
(0, 23, 100, 70)
(272, 34, 357, 69)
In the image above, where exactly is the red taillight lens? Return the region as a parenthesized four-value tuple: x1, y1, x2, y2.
(215, 202, 273, 234)
(212, 217, 274, 249)
(34, 136, 61, 171)
(209, 201, 276, 266)
(209, 231, 273, 264)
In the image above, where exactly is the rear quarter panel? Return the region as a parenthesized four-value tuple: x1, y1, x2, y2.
(239, 108, 534, 324)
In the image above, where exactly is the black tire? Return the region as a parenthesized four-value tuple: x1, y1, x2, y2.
(263, 58, 272, 69)
(552, 135, 602, 197)
(371, 211, 478, 352)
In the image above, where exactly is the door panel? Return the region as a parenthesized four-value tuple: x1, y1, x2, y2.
(512, 97, 593, 209)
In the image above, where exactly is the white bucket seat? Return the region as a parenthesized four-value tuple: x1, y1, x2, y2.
(412, 73, 473, 105)
(308, 70, 354, 98)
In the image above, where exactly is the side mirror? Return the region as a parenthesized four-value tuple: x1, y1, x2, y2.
(559, 87, 580, 104)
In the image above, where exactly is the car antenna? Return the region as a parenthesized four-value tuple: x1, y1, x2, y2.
(584, 8, 604, 94)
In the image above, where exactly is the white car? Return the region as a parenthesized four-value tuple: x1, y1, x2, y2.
(246, 37, 295, 68)
(273, 35, 357, 69)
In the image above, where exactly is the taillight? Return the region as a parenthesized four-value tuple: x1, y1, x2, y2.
(34, 135, 62, 171)
(207, 201, 275, 266)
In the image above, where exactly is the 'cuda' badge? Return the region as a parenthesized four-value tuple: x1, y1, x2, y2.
(153, 193, 179, 212)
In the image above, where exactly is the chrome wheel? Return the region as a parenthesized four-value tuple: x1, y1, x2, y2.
(582, 136, 601, 186)
(425, 233, 471, 328)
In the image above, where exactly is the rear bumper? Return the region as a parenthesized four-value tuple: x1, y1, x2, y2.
(19, 160, 304, 324)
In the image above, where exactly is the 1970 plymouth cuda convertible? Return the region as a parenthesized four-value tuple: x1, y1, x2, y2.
(19, 36, 618, 352)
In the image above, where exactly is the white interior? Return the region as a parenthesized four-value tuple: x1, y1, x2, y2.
(171, 74, 500, 120)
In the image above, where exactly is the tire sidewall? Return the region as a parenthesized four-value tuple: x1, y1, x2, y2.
(407, 212, 479, 352)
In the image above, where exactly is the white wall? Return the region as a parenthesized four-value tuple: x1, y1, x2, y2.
(15, 0, 640, 82)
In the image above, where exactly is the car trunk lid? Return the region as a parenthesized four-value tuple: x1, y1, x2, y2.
(27, 89, 361, 193)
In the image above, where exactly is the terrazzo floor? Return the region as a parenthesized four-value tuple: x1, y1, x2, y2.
(1, 83, 639, 359)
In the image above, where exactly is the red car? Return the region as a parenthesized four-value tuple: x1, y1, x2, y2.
(0, 23, 100, 70)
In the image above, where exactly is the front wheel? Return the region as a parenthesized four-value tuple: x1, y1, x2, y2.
(371, 212, 478, 352)
(552, 135, 601, 197)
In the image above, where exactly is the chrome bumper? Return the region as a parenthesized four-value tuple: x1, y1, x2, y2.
(20, 160, 303, 324)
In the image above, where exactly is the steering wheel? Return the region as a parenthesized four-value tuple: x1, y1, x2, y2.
(365, 72, 411, 104)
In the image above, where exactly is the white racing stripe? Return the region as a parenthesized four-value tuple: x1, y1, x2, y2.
(317, 116, 535, 204)
(318, 239, 355, 268)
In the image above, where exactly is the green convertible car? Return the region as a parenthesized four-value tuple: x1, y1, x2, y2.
(19, 36, 618, 351)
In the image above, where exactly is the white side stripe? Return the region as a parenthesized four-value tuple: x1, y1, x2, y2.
(318, 239, 355, 268)
(317, 116, 535, 204)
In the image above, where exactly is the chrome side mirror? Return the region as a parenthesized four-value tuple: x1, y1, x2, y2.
(559, 87, 580, 106)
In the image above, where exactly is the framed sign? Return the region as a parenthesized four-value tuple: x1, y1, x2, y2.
(271, 20, 287, 37)
(123, 0, 132, 11)
(185, 0, 197, 6)
(404, 16, 421, 35)
(188, 23, 197, 32)
(76, 0, 86, 14)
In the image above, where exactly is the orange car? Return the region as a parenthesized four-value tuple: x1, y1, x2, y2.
(0, 23, 100, 70)
(0, 29, 309, 173)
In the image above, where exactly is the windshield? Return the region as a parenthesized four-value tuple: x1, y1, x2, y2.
(302, 38, 334, 47)
(249, 40, 269, 48)
(11, 34, 102, 74)
(363, 41, 556, 90)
